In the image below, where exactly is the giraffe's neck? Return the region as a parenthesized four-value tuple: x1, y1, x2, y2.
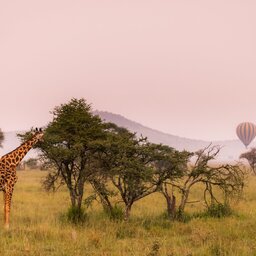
(0, 137, 39, 168)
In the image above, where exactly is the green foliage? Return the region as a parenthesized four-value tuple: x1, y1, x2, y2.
(104, 205, 124, 221)
(97, 125, 157, 219)
(84, 194, 97, 209)
(42, 98, 104, 162)
(174, 210, 192, 223)
(65, 206, 88, 225)
(17, 98, 246, 224)
(98, 123, 187, 220)
(206, 203, 233, 218)
(31, 98, 106, 209)
(20, 98, 189, 220)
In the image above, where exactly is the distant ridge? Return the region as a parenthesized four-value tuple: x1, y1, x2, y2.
(0, 111, 251, 161)
(94, 110, 209, 152)
(94, 111, 251, 160)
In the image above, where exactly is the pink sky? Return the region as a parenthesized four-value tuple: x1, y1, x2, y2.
(1, 0, 256, 140)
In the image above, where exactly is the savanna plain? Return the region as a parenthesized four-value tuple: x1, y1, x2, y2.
(1, 170, 256, 256)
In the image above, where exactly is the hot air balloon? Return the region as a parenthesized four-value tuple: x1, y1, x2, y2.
(236, 122, 256, 148)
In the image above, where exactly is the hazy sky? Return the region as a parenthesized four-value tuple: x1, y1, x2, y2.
(1, 0, 256, 141)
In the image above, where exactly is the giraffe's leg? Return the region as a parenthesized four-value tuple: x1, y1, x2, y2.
(4, 189, 13, 229)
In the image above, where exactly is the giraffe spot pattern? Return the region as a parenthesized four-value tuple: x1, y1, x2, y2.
(0, 130, 44, 227)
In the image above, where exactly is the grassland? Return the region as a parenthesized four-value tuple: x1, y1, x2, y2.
(0, 170, 256, 255)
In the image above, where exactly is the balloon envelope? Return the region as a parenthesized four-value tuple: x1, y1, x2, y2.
(236, 122, 256, 148)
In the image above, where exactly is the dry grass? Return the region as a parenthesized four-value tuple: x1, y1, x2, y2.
(0, 170, 255, 255)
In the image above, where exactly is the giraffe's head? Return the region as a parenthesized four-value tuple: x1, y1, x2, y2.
(33, 127, 44, 142)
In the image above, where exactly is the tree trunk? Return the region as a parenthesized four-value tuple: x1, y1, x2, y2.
(77, 195, 82, 209)
(162, 183, 176, 220)
(77, 175, 85, 209)
(90, 180, 114, 214)
(70, 189, 76, 207)
(100, 195, 114, 214)
(69, 189, 83, 210)
(178, 190, 189, 216)
(164, 193, 176, 220)
(124, 204, 132, 221)
(77, 182, 84, 209)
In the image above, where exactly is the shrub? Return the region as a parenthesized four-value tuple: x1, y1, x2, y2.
(206, 203, 233, 218)
(104, 205, 124, 221)
(65, 206, 88, 224)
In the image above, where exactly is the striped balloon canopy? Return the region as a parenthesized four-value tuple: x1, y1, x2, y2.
(236, 122, 256, 148)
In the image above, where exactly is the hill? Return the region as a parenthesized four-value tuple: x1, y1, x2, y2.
(94, 111, 250, 161)
(0, 112, 251, 161)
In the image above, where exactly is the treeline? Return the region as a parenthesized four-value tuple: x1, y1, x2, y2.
(20, 98, 246, 222)
(16, 158, 46, 170)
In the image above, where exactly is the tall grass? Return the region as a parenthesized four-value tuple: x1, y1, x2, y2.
(0, 170, 255, 255)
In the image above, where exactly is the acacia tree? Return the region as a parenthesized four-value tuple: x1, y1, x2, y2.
(30, 98, 106, 211)
(88, 122, 193, 220)
(240, 148, 256, 175)
(164, 145, 246, 218)
(93, 124, 174, 220)
(155, 149, 191, 219)
(93, 123, 193, 220)
(108, 135, 157, 220)
(201, 163, 245, 209)
(77, 123, 129, 216)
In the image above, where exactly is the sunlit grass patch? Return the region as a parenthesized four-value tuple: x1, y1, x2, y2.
(0, 169, 253, 255)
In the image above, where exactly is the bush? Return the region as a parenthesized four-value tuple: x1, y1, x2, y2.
(65, 206, 88, 224)
(206, 203, 233, 218)
(174, 209, 192, 222)
(104, 205, 124, 221)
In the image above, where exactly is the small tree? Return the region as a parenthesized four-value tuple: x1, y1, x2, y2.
(240, 148, 256, 175)
(156, 149, 191, 219)
(82, 123, 127, 216)
(201, 163, 245, 210)
(91, 123, 194, 220)
(24, 98, 106, 215)
(165, 145, 246, 218)
(96, 124, 168, 220)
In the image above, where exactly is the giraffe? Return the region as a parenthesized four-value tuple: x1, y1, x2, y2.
(0, 128, 44, 229)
